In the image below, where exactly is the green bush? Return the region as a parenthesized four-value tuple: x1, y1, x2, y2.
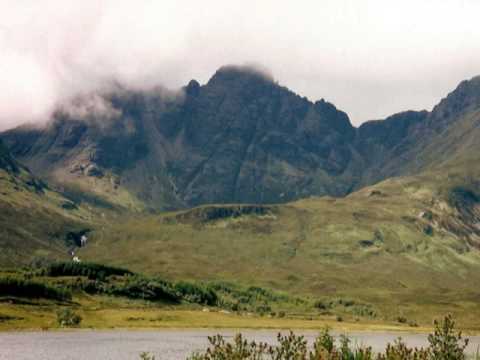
(428, 314, 468, 360)
(139, 352, 155, 360)
(186, 315, 470, 360)
(174, 281, 218, 306)
(255, 303, 272, 316)
(44, 262, 132, 279)
(314, 300, 329, 310)
(111, 276, 180, 303)
(56, 308, 82, 327)
(378, 338, 429, 360)
(0, 276, 71, 301)
(208, 281, 296, 313)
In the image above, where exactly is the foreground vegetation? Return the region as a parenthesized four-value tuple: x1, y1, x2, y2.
(1, 261, 368, 331)
(2, 262, 475, 332)
(179, 315, 474, 360)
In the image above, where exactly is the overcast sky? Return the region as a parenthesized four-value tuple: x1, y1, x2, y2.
(1, 0, 480, 129)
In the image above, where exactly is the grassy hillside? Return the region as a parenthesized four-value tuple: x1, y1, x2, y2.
(2, 126, 480, 328)
(0, 163, 95, 266)
(75, 171, 480, 328)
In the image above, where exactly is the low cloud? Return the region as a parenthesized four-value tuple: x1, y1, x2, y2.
(55, 93, 122, 122)
(1, 0, 480, 130)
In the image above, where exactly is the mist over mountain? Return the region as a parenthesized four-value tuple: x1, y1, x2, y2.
(2, 66, 480, 211)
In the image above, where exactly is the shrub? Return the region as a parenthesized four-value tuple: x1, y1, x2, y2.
(350, 304, 376, 318)
(314, 300, 328, 310)
(185, 316, 469, 360)
(0, 314, 22, 322)
(245, 286, 288, 302)
(339, 334, 354, 359)
(0, 276, 71, 301)
(378, 337, 430, 360)
(139, 352, 155, 360)
(44, 262, 132, 279)
(174, 282, 218, 306)
(316, 326, 335, 353)
(56, 308, 82, 327)
(111, 276, 180, 303)
(255, 303, 272, 316)
(428, 314, 468, 360)
(207, 281, 297, 313)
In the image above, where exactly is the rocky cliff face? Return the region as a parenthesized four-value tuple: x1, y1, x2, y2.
(158, 66, 359, 205)
(2, 66, 480, 210)
(1, 66, 362, 208)
(0, 139, 19, 173)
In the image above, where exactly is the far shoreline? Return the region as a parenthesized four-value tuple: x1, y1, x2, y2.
(0, 321, 470, 335)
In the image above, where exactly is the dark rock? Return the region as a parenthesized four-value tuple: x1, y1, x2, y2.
(359, 240, 375, 247)
(174, 204, 273, 223)
(61, 201, 78, 210)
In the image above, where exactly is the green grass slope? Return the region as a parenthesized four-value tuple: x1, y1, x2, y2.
(0, 141, 95, 266)
(77, 171, 480, 326)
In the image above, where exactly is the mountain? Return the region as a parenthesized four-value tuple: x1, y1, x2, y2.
(4, 68, 480, 212)
(75, 73, 480, 320)
(2, 65, 480, 257)
(357, 76, 480, 184)
(1, 68, 480, 324)
(1, 65, 427, 210)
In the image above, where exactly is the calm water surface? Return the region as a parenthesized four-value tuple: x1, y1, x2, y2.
(1, 330, 479, 360)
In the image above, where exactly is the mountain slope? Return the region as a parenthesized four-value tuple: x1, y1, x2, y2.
(6, 68, 480, 212)
(10, 69, 478, 212)
(78, 172, 480, 325)
(0, 139, 93, 266)
(359, 76, 480, 183)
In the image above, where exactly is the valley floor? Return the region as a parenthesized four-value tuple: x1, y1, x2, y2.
(1, 296, 479, 334)
(0, 306, 441, 333)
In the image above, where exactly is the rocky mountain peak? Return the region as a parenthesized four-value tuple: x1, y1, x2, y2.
(185, 79, 201, 97)
(206, 65, 275, 92)
(429, 75, 480, 128)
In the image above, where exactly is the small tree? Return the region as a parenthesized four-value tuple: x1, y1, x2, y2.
(379, 338, 429, 360)
(428, 314, 468, 360)
(56, 308, 82, 327)
(315, 326, 335, 353)
(179, 314, 469, 360)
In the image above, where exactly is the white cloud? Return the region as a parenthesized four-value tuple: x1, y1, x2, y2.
(0, 0, 479, 129)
